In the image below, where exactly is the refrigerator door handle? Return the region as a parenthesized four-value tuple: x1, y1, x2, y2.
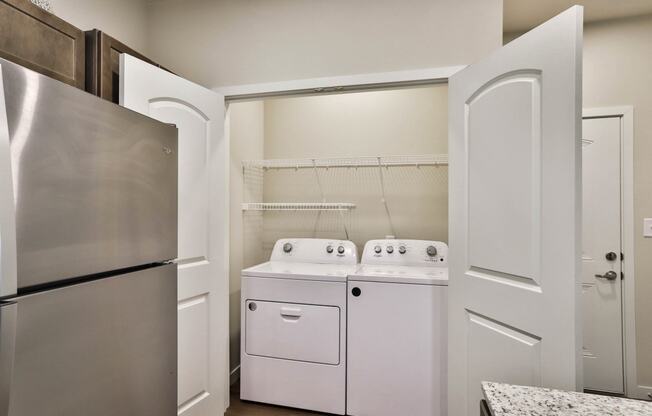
(0, 302, 16, 416)
(0, 64, 17, 299)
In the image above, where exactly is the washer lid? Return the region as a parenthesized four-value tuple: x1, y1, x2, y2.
(350, 264, 449, 285)
(242, 261, 358, 282)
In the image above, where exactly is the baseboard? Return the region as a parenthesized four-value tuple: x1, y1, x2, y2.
(230, 365, 241, 386)
(634, 384, 652, 401)
(627, 383, 652, 401)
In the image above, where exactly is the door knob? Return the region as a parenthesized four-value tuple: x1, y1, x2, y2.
(595, 271, 618, 280)
(605, 252, 618, 261)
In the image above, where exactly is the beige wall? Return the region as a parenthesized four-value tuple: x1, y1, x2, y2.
(50, 0, 505, 88)
(262, 86, 449, 250)
(582, 15, 652, 390)
(145, 0, 502, 88)
(228, 101, 265, 376)
(50, 0, 150, 53)
(507, 14, 652, 393)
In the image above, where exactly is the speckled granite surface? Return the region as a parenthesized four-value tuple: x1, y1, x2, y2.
(482, 382, 652, 415)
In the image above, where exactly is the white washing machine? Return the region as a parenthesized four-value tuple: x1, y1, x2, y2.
(347, 239, 448, 416)
(240, 238, 358, 415)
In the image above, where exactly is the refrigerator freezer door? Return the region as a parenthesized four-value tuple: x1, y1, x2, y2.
(0, 302, 16, 416)
(0, 63, 16, 299)
(0, 58, 178, 290)
(8, 264, 177, 416)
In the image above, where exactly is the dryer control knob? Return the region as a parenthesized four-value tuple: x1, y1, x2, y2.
(337, 245, 345, 254)
(283, 242, 293, 253)
(386, 246, 394, 254)
(326, 245, 334, 253)
(374, 245, 382, 254)
(398, 246, 407, 254)
(426, 245, 437, 257)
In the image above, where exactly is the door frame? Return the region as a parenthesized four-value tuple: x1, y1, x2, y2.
(215, 66, 463, 102)
(216, 65, 461, 390)
(583, 106, 638, 399)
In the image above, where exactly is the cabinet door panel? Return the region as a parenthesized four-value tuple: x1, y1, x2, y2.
(0, 0, 84, 88)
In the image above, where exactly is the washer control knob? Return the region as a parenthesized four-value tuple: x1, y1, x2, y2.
(426, 245, 437, 257)
(374, 245, 382, 254)
(398, 246, 407, 254)
(337, 245, 345, 254)
(326, 245, 334, 254)
(386, 245, 394, 254)
(283, 242, 293, 253)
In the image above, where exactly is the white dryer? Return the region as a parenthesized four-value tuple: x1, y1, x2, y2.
(347, 239, 448, 416)
(240, 238, 358, 415)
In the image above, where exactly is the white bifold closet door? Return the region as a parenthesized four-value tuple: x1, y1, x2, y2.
(120, 54, 229, 416)
(448, 6, 583, 416)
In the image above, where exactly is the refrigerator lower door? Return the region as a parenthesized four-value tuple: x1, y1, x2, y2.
(0, 302, 16, 416)
(8, 264, 177, 416)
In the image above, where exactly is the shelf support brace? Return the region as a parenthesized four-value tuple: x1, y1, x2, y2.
(311, 159, 350, 240)
(377, 157, 396, 238)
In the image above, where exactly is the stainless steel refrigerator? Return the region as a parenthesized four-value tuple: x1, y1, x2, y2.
(0, 58, 178, 416)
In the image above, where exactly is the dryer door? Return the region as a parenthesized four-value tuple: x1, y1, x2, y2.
(245, 300, 340, 365)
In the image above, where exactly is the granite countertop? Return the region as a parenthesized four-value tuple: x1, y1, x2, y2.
(482, 382, 652, 416)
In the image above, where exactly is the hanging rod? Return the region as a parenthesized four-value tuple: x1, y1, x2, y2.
(242, 202, 356, 211)
(242, 154, 448, 170)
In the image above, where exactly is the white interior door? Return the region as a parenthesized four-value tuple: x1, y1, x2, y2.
(120, 54, 229, 416)
(581, 116, 624, 393)
(448, 6, 583, 416)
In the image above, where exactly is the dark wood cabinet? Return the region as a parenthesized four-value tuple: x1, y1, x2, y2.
(85, 30, 170, 104)
(0, 0, 84, 89)
(0, 1, 169, 100)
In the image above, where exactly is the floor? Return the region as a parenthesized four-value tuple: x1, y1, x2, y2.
(226, 386, 328, 416)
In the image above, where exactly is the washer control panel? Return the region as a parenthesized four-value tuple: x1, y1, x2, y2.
(271, 238, 358, 265)
(361, 239, 448, 266)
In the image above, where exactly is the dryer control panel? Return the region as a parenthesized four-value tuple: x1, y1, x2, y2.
(270, 238, 358, 265)
(361, 239, 447, 267)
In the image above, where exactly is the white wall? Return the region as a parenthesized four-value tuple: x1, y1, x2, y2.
(50, 0, 150, 53)
(145, 0, 503, 88)
(228, 101, 265, 378)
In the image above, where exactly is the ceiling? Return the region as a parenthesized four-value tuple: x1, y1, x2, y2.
(504, 0, 652, 33)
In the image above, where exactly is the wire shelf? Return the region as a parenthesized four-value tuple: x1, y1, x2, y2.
(242, 154, 448, 170)
(242, 202, 356, 211)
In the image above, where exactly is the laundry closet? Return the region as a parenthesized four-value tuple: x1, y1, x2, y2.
(228, 84, 450, 412)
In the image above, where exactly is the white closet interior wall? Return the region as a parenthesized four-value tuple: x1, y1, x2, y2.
(229, 101, 265, 376)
